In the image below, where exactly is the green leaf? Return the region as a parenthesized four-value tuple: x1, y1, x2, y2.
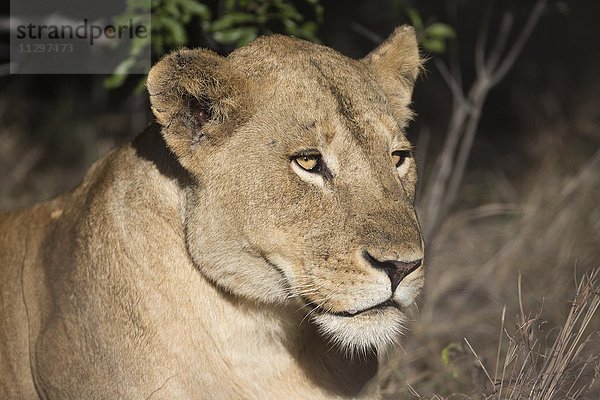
(421, 38, 446, 53)
(134, 75, 147, 95)
(159, 16, 187, 45)
(283, 18, 298, 33)
(406, 7, 423, 30)
(104, 58, 136, 89)
(440, 342, 462, 379)
(236, 27, 258, 46)
(274, 2, 303, 22)
(129, 33, 150, 57)
(298, 21, 318, 39)
(152, 35, 165, 55)
(211, 12, 257, 31)
(104, 73, 127, 89)
(213, 27, 256, 44)
(163, 1, 181, 19)
(314, 4, 324, 23)
(425, 23, 456, 39)
(129, 0, 150, 9)
(179, 0, 211, 20)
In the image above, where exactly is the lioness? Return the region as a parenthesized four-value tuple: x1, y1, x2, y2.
(0, 26, 424, 399)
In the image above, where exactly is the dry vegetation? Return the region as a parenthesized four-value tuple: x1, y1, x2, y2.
(377, 123, 600, 398)
(376, 1, 600, 396)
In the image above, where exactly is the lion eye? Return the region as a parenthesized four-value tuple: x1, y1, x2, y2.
(392, 150, 411, 168)
(294, 155, 320, 172)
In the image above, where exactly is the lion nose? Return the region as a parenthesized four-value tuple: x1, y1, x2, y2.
(362, 251, 422, 292)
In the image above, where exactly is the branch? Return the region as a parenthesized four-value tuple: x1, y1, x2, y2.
(420, 101, 469, 242)
(475, 1, 493, 76)
(435, 59, 468, 108)
(485, 12, 514, 73)
(350, 23, 383, 45)
(491, 0, 547, 85)
(443, 95, 483, 213)
(443, 0, 547, 212)
(419, 0, 548, 244)
(446, 0, 463, 91)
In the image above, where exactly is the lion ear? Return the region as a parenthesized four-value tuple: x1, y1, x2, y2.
(362, 25, 422, 114)
(146, 48, 242, 169)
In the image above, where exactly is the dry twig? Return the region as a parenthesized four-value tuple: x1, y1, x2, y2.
(420, 0, 548, 244)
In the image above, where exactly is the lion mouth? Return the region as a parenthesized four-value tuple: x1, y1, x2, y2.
(303, 297, 400, 318)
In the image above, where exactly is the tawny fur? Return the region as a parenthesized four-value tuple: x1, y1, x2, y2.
(0, 26, 424, 399)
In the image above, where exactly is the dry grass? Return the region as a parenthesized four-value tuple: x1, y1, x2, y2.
(473, 270, 598, 400)
(395, 269, 599, 400)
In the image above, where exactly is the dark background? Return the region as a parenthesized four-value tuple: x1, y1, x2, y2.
(1, 1, 598, 398)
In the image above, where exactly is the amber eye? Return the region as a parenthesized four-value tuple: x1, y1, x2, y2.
(294, 155, 321, 172)
(392, 150, 411, 168)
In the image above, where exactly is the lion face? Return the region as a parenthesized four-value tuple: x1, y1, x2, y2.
(147, 27, 424, 353)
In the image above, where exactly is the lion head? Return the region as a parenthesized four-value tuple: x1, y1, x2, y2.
(146, 26, 424, 353)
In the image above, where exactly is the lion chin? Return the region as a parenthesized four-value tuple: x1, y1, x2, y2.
(312, 306, 407, 355)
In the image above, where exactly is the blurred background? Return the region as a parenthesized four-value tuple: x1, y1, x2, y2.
(1, 0, 598, 398)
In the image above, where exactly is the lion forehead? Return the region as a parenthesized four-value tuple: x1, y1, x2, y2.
(227, 36, 389, 111)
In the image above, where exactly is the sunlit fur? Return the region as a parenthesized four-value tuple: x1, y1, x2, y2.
(0, 26, 424, 399)
(313, 309, 407, 356)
